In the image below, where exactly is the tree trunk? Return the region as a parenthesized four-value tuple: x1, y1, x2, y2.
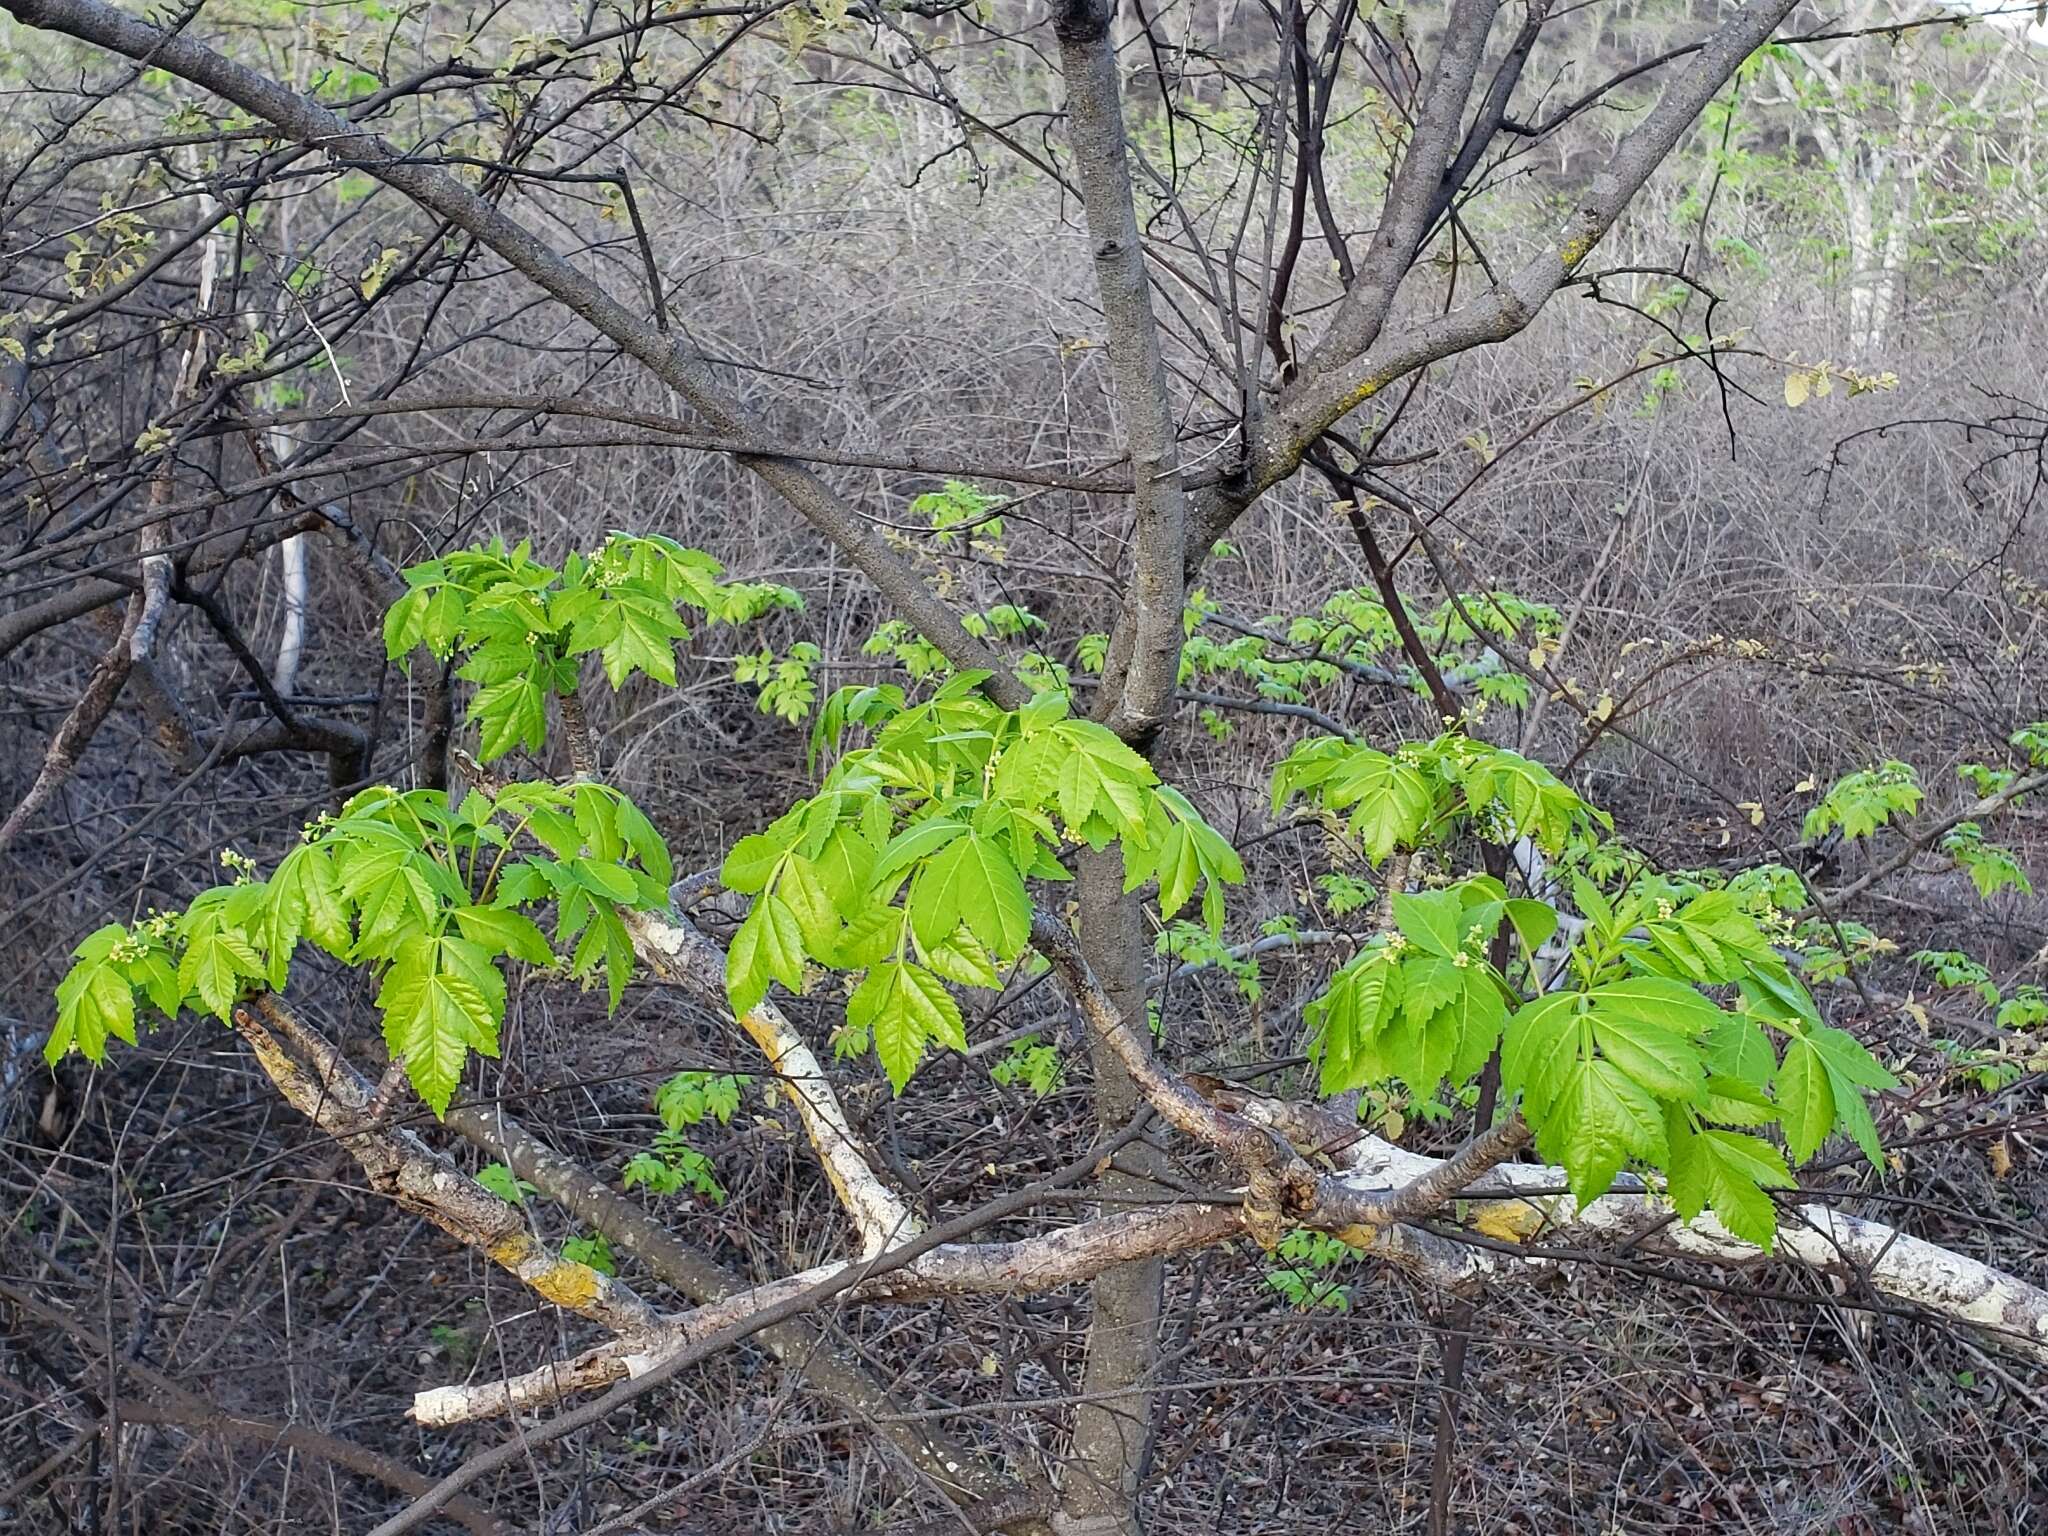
(1058, 848, 1168, 1536)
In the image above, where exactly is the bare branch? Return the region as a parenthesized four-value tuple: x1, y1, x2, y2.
(236, 996, 664, 1336)
(1, 0, 1031, 710)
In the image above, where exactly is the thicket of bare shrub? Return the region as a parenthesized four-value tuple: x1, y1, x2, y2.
(2, 5, 2044, 1533)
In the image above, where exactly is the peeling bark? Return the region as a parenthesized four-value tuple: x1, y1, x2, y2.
(627, 907, 924, 1257)
(236, 997, 662, 1337)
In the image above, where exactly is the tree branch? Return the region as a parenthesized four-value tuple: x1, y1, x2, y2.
(1, 0, 1031, 711)
(623, 905, 924, 1257)
(235, 996, 663, 1336)
(1304, 0, 1501, 372)
(1195, 0, 1804, 552)
(439, 1096, 1031, 1515)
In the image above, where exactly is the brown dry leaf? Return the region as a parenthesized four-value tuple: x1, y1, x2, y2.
(1988, 1136, 2013, 1180)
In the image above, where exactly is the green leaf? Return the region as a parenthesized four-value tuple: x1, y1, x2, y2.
(1776, 1036, 1836, 1163)
(992, 730, 1065, 807)
(476, 1162, 533, 1203)
(423, 586, 467, 654)
(849, 961, 965, 1091)
(127, 948, 183, 1019)
(561, 1231, 616, 1274)
(1804, 1022, 1899, 1092)
(453, 905, 554, 966)
(613, 794, 674, 886)
(1571, 874, 1615, 941)
(1804, 1023, 1894, 1167)
(1698, 1075, 1778, 1126)
(383, 586, 429, 660)
(1551, 1057, 1665, 1208)
(726, 895, 806, 1014)
(1503, 898, 1559, 956)
(919, 923, 1003, 987)
(778, 856, 843, 954)
(569, 857, 640, 905)
(1392, 890, 1463, 957)
(909, 830, 1031, 962)
(1803, 761, 1921, 842)
(873, 818, 969, 885)
(721, 826, 794, 895)
(570, 903, 636, 1011)
(473, 671, 547, 761)
(1151, 825, 1199, 918)
(832, 904, 906, 969)
(1500, 991, 1582, 1120)
(1444, 973, 1509, 1086)
(1701, 1012, 1777, 1088)
(1333, 750, 1435, 863)
(1698, 1129, 1792, 1247)
(177, 926, 264, 1019)
(1399, 953, 1465, 1026)
(571, 783, 624, 863)
(1305, 952, 1400, 1093)
(1739, 962, 1824, 1032)
(582, 589, 686, 688)
(333, 845, 431, 954)
(1586, 975, 1724, 1036)
(50, 953, 138, 1065)
(276, 843, 351, 956)
(1589, 1009, 1704, 1101)
(1050, 720, 1155, 838)
(811, 822, 879, 907)
(1450, 745, 1594, 852)
(1667, 1118, 1790, 1249)
(376, 936, 502, 1115)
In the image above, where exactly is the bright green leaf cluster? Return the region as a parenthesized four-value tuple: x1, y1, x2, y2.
(623, 1141, 725, 1201)
(1171, 586, 1557, 712)
(48, 781, 674, 1114)
(1306, 846, 1896, 1247)
(1262, 1228, 1364, 1312)
(1802, 761, 1922, 842)
(655, 1069, 750, 1128)
(1914, 949, 2047, 1031)
(621, 1070, 750, 1202)
(383, 533, 801, 761)
(723, 675, 1242, 1090)
(1306, 879, 1525, 1104)
(990, 1034, 1063, 1095)
(561, 1232, 616, 1274)
(861, 604, 1052, 690)
(1941, 822, 2033, 900)
(914, 480, 1006, 550)
(735, 642, 822, 724)
(1155, 920, 1262, 1002)
(1272, 732, 1609, 863)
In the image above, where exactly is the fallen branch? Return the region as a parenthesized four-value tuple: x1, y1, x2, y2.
(413, 1190, 1240, 1426)
(455, 747, 922, 1262)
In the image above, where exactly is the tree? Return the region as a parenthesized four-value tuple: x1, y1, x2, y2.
(3, 4, 2044, 1534)
(1760, 0, 2042, 350)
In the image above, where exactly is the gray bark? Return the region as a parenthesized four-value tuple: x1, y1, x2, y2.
(1049, 3, 1203, 1526)
(1058, 850, 1169, 1536)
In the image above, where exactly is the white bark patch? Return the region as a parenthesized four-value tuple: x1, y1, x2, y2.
(1327, 1131, 2048, 1360)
